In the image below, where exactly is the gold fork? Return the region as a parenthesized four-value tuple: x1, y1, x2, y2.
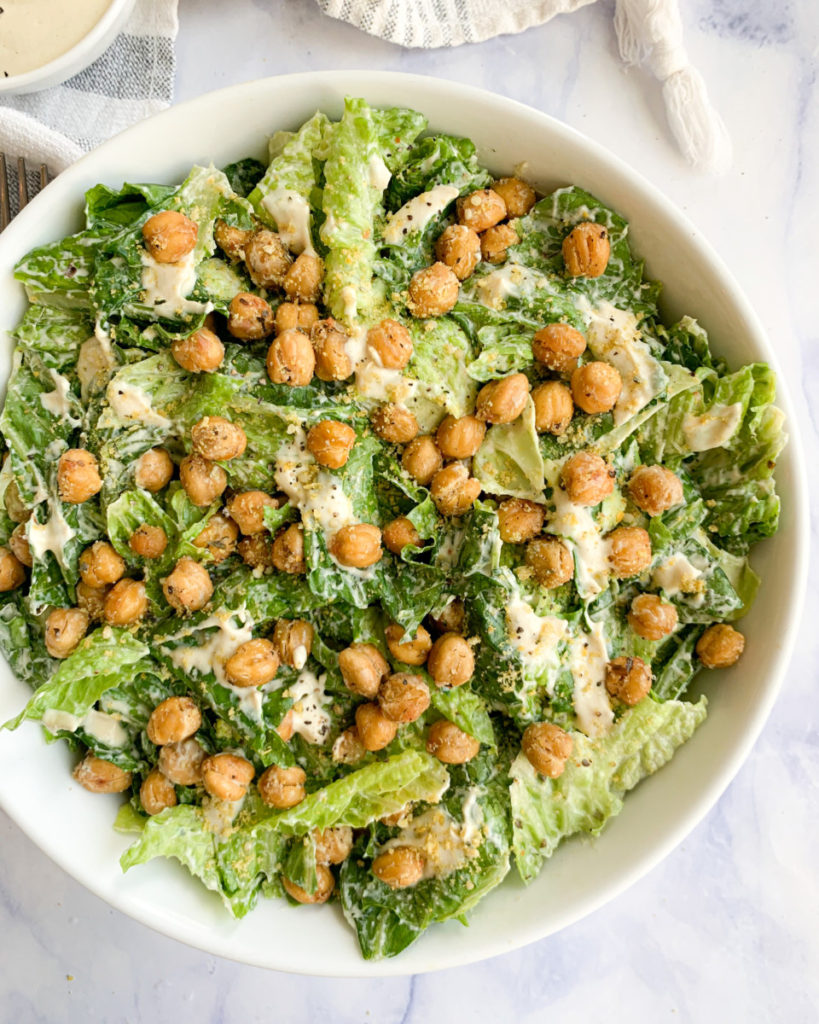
(0, 154, 50, 231)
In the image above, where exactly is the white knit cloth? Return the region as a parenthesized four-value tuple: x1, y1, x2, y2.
(316, 0, 732, 173)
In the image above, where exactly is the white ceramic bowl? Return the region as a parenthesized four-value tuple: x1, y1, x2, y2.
(0, 72, 808, 976)
(0, 0, 135, 95)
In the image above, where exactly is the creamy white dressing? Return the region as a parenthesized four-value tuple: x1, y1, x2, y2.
(0, 0, 113, 77)
(382, 185, 459, 245)
(77, 335, 116, 401)
(505, 597, 567, 674)
(202, 792, 245, 836)
(41, 709, 82, 734)
(284, 668, 332, 745)
(474, 263, 541, 310)
(42, 708, 128, 747)
(651, 553, 705, 600)
(292, 644, 308, 671)
(39, 370, 81, 426)
(140, 250, 212, 318)
(569, 620, 614, 738)
(340, 286, 359, 324)
(682, 403, 743, 451)
(381, 794, 483, 880)
(105, 380, 172, 429)
(547, 478, 611, 600)
(367, 154, 392, 192)
(27, 499, 76, 570)
(274, 428, 356, 538)
(261, 188, 316, 255)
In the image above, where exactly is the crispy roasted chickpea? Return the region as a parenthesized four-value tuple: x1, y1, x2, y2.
(457, 188, 507, 233)
(73, 754, 132, 794)
(525, 535, 574, 588)
(193, 513, 239, 562)
(266, 329, 316, 387)
(179, 453, 227, 507)
(378, 673, 431, 723)
(227, 292, 275, 340)
(311, 318, 352, 381)
(561, 451, 615, 506)
(272, 522, 305, 574)
(426, 719, 480, 764)
(141, 210, 198, 263)
(201, 752, 254, 802)
(128, 523, 168, 560)
(434, 224, 481, 281)
(606, 655, 652, 705)
(628, 465, 684, 517)
(355, 701, 399, 751)
(338, 643, 389, 699)
(373, 847, 425, 890)
(436, 414, 486, 459)
(608, 526, 652, 578)
(329, 523, 383, 568)
(76, 581, 108, 622)
(276, 301, 319, 336)
(382, 517, 421, 555)
(283, 251, 323, 302)
(306, 420, 356, 469)
(258, 764, 306, 809)
(562, 221, 611, 278)
(371, 403, 419, 444)
(4, 477, 29, 523)
(0, 546, 25, 591)
(79, 542, 125, 588)
(430, 462, 481, 517)
(475, 372, 530, 424)
(481, 222, 519, 263)
(332, 725, 367, 764)
(314, 826, 354, 865)
(162, 556, 213, 613)
(140, 770, 178, 816)
(238, 533, 275, 569)
(428, 597, 465, 635)
(532, 322, 587, 374)
(45, 607, 89, 659)
(191, 416, 247, 461)
(367, 318, 413, 369)
(226, 491, 278, 535)
(408, 262, 460, 318)
(427, 633, 474, 688)
(159, 737, 206, 785)
(57, 448, 102, 504)
(213, 218, 252, 263)
(401, 435, 442, 486)
(171, 327, 224, 373)
(384, 622, 432, 666)
(628, 594, 678, 641)
(497, 498, 545, 544)
(532, 381, 574, 435)
(571, 361, 622, 415)
(522, 722, 573, 778)
(103, 578, 148, 626)
(491, 177, 536, 218)
(147, 696, 202, 746)
(282, 864, 335, 904)
(135, 447, 174, 492)
(225, 638, 279, 688)
(245, 229, 292, 288)
(696, 623, 745, 668)
(272, 618, 314, 669)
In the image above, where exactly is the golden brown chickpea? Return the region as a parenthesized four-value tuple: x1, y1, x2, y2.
(73, 754, 132, 794)
(521, 722, 573, 778)
(430, 462, 482, 517)
(311, 318, 353, 382)
(696, 623, 745, 668)
(276, 709, 295, 742)
(79, 543, 125, 589)
(282, 864, 335, 904)
(532, 323, 587, 375)
(378, 672, 431, 723)
(159, 737, 206, 785)
(561, 451, 615, 506)
(475, 372, 530, 424)
(457, 188, 507, 233)
(371, 403, 419, 444)
(314, 826, 353, 865)
(606, 656, 652, 705)
(245, 229, 292, 288)
(356, 701, 399, 751)
(162, 557, 213, 613)
(239, 533, 275, 569)
(532, 381, 574, 435)
(608, 526, 652, 578)
(4, 477, 29, 524)
(401, 435, 443, 486)
(135, 447, 174, 493)
(497, 498, 545, 544)
(435, 414, 486, 459)
(306, 420, 356, 469)
(179, 454, 227, 507)
(382, 517, 421, 555)
(57, 448, 102, 504)
(481, 223, 519, 263)
(140, 770, 178, 816)
(525, 536, 574, 588)
(227, 292, 275, 340)
(491, 177, 536, 218)
(213, 218, 252, 263)
(338, 643, 389, 698)
(428, 597, 465, 635)
(171, 327, 224, 373)
(226, 491, 279, 535)
(408, 262, 460, 318)
(628, 465, 684, 517)
(257, 764, 306, 809)
(329, 523, 383, 568)
(272, 618, 314, 669)
(372, 847, 425, 890)
(571, 361, 622, 415)
(191, 416, 247, 461)
(562, 221, 611, 278)
(367, 318, 413, 369)
(44, 607, 89, 659)
(272, 522, 305, 574)
(434, 224, 481, 280)
(0, 546, 25, 592)
(146, 696, 202, 746)
(141, 210, 198, 264)
(283, 252, 323, 302)
(628, 594, 678, 641)
(426, 719, 480, 764)
(384, 622, 432, 666)
(332, 725, 367, 764)
(201, 752, 255, 802)
(275, 301, 319, 336)
(224, 638, 279, 688)
(427, 633, 474, 688)
(103, 579, 148, 626)
(193, 513, 239, 562)
(76, 581, 108, 622)
(128, 523, 168, 560)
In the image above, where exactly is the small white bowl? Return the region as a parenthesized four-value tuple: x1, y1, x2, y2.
(0, 72, 809, 976)
(0, 0, 135, 96)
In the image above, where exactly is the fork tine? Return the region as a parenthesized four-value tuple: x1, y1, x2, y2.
(17, 157, 29, 212)
(0, 154, 9, 231)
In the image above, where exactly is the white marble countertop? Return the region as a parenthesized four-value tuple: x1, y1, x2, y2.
(2, 0, 818, 1019)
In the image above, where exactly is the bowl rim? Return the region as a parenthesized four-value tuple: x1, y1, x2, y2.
(0, 70, 809, 976)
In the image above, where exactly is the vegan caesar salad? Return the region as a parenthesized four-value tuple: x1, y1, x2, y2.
(0, 98, 785, 959)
